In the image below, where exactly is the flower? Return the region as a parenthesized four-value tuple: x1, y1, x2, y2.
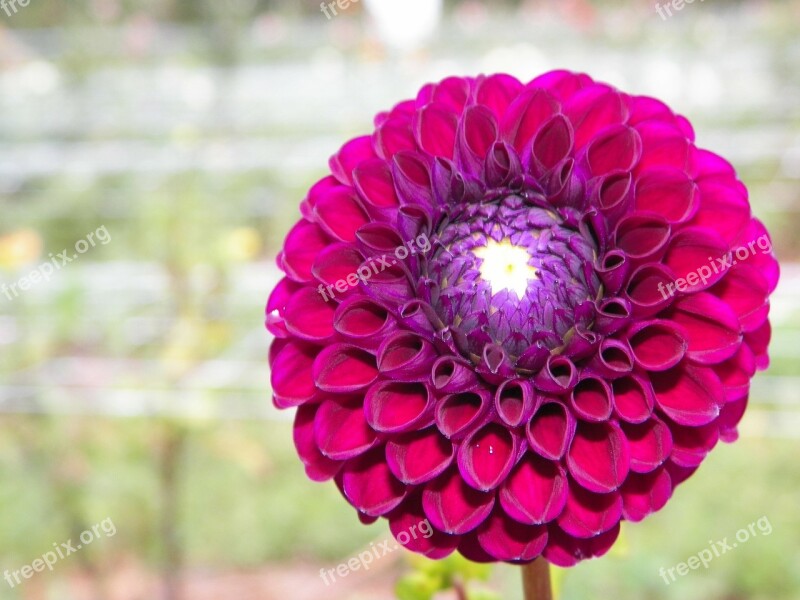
(266, 71, 779, 566)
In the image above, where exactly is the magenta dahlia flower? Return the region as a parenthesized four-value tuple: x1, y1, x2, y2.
(266, 71, 779, 566)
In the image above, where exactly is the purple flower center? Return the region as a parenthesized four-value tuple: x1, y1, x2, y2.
(429, 193, 601, 368)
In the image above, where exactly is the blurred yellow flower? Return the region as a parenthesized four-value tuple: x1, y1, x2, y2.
(0, 228, 43, 270)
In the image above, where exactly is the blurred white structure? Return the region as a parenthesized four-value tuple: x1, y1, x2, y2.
(364, 0, 443, 51)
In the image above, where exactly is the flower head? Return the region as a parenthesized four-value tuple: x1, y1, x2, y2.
(266, 71, 779, 565)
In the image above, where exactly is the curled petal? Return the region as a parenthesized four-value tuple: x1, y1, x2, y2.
(635, 167, 699, 224)
(282, 220, 329, 282)
(415, 102, 459, 159)
(436, 389, 492, 439)
(569, 375, 613, 422)
(353, 159, 400, 210)
(527, 400, 576, 460)
(534, 355, 578, 393)
(612, 375, 655, 424)
(627, 319, 688, 372)
(475, 508, 548, 562)
(664, 227, 729, 292)
(342, 448, 407, 516)
(622, 417, 672, 473)
(284, 286, 336, 342)
(388, 496, 459, 559)
(564, 85, 628, 149)
(499, 453, 567, 525)
(625, 263, 676, 318)
(271, 341, 318, 407)
(333, 296, 396, 351)
(584, 125, 642, 176)
(495, 379, 538, 427)
(432, 356, 479, 393)
(543, 524, 620, 567)
(620, 468, 672, 522)
(501, 88, 559, 152)
(595, 250, 630, 295)
(330, 136, 378, 185)
(668, 293, 742, 365)
(377, 331, 438, 381)
(557, 483, 622, 538)
(365, 381, 433, 433)
(669, 421, 720, 468)
(315, 399, 377, 460)
(594, 297, 632, 335)
(567, 421, 630, 493)
(422, 468, 495, 535)
(293, 404, 342, 481)
(314, 187, 370, 243)
(651, 364, 724, 426)
(386, 428, 454, 485)
(589, 338, 634, 379)
(312, 344, 378, 394)
(614, 213, 671, 265)
(458, 423, 519, 491)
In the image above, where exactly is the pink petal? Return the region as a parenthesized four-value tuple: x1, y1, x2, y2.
(557, 483, 622, 538)
(585, 125, 642, 176)
(634, 121, 690, 171)
(282, 220, 329, 282)
(622, 417, 672, 473)
(543, 523, 620, 567)
(458, 423, 519, 491)
(476, 73, 524, 118)
(436, 389, 491, 439)
(717, 396, 748, 442)
(388, 496, 459, 558)
(499, 453, 567, 525)
(669, 422, 720, 468)
(422, 469, 495, 534)
(612, 375, 655, 424)
(627, 320, 688, 371)
(475, 508, 548, 562)
(386, 427, 454, 485)
(501, 88, 559, 152)
(570, 376, 613, 421)
(664, 227, 729, 292)
(312, 344, 378, 393)
(330, 136, 377, 186)
(614, 213, 671, 263)
(711, 263, 770, 332)
(333, 296, 395, 351)
(313, 187, 370, 243)
(688, 181, 750, 245)
(311, 243, 364, 290)
(567, 421, 630, 493)
(589, 338, 634, 378)
(415, 102, 458, 159)
(635, 167, 698, 223)
(271, 341, 318, 407)
(353, 159, 400, 209)
(432, 356, 480, 393)
(373, 115, 417, 159)
(456, 105, 499, 172)
(526, 400, 576, 460)
(495, 379, 537, 427)
(564, 85, 627, 149)
(620, 468, 672, 522)
(293, 404, 342, 481)
(283, 286, 336, 342)
(651, 364, 723, 426)
(364, 381, 432, 433)
(342, 448, 407, 516)
(377, 331, 438, 381)
(531, 114, 574, 171)
(314, 399, 377, 460)
(625, 264, 676, 318)
(668, 293, 742, 365)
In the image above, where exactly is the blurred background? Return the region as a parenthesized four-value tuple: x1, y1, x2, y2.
(1, 0, 799, 599)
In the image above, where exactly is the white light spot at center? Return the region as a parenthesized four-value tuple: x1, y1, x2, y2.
(473, 239, 537, 298)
